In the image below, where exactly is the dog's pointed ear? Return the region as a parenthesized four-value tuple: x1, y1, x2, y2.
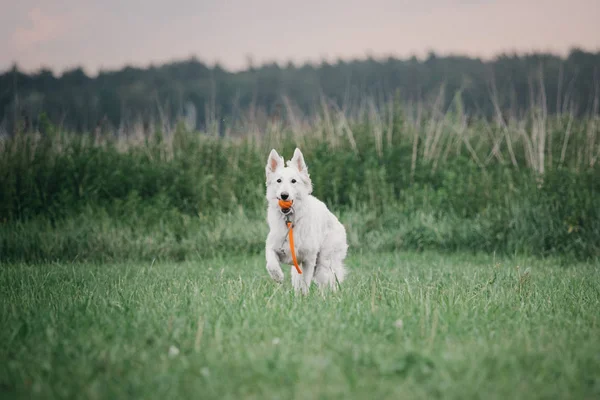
(266, 149, 284, 177)
(289, 148, 313, 193)
(290, 148, 308, 175)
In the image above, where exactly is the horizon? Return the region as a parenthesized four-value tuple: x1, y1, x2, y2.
(2, 0, 599, 77)
(4, 46, 599, 78)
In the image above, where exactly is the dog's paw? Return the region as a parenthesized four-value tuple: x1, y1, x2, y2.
(291, 272, 309, 295)
(266, 265, 284, 283)
(293, 283, 310, 295)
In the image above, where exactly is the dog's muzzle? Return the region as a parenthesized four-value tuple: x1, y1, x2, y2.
(278, 199, 294, 216)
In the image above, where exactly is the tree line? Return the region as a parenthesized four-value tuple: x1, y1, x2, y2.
(1, 48, 599, 135)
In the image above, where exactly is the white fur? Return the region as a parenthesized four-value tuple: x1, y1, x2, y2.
(264, 148, 348, 294)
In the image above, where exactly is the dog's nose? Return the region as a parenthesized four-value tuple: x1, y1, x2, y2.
(280, 192, 289, 200)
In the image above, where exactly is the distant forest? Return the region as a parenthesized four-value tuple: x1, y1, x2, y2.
(1, 48, 599, 135)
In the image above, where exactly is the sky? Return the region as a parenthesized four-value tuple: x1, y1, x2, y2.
(1, 0, 599, 76)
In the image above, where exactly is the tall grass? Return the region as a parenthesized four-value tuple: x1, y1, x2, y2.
(1, 95, 599, 262)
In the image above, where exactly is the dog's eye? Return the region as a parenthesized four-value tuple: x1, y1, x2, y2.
(276, 179, 282, 183)
(291, 179, 297, 184)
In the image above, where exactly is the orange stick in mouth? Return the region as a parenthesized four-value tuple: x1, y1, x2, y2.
(278, 199, 293, 210)
(278, 199, 302, 274)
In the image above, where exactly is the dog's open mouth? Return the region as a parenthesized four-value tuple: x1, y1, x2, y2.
(278, 199, 293, 214)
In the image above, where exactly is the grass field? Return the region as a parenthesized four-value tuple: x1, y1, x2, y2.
(2, 251, 599, 399)
(1, 96, 599, 399)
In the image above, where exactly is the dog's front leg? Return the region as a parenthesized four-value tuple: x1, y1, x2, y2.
(265, 246, 284, 283)
(292, 254, 317, 295)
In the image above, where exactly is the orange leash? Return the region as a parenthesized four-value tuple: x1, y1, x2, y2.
(278, 199, 302, 274)
(286, 221, 302, 274)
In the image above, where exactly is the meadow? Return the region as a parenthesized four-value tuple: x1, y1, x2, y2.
(2, 252, 600, 399)
(1, 96, 599, 399)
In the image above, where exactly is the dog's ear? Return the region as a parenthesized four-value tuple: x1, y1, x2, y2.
(289, 148, 312, 193)
(289, 148, 309, 175)
(288, 148, 312, 194)
(266, 149, 284, 177)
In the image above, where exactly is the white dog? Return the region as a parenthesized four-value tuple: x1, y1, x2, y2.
(264, 148, 348, 293)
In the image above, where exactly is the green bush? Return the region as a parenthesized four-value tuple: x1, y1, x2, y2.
(1, 110, 599, 262)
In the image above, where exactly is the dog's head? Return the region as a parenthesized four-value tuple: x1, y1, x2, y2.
(265, 148, 313, 209)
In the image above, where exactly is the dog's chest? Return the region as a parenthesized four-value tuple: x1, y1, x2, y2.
(275, 229, 309, 265)
(275, 246, 293, 265)
(276, 233, 297, 264)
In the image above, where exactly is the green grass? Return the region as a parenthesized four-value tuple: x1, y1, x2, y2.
(2, 251, 599, 399)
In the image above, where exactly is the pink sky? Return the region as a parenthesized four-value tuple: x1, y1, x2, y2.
(1, 0, 599, 75)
